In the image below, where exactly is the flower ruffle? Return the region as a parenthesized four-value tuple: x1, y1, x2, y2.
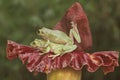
(7, 40, 119, 74)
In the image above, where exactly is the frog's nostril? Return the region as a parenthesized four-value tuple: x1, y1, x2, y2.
(37, 30, 40, 34)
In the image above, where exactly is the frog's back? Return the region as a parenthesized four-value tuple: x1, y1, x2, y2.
(40, 27, 72, 44)
(49, 30, 72, 44)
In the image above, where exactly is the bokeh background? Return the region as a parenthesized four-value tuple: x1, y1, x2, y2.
(0, 0, 120, 80)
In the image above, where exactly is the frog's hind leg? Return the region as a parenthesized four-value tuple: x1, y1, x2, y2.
(69, 21, 81, 43)
(61, 45, 77, 56)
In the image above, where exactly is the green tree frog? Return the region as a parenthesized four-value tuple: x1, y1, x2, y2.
(31, 39, 77, 59)
(30, 21, 81, 59)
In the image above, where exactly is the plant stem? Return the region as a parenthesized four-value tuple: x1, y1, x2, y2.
(47, 67, 82, 80)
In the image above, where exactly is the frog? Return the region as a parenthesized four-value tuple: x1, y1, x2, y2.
(30, 39, 77, 59)
(31, 21, 81, 59)
(37, 21, 81, 44)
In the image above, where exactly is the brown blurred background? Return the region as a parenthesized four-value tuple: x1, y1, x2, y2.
(0, 0, 120, 80)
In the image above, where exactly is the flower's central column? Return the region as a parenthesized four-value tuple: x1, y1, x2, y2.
(47, 67, 82, 80)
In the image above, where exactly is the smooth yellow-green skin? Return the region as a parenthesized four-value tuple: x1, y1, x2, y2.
(37, 22, 81, 45)
(37, 27, 74, 44)
(31, 22, 81, 58)
(30, 39, 77, 56)
(47, 67, 82, 80)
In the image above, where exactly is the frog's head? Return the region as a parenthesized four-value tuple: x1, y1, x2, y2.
(30, 39, 40, 47)
(37, 27, 51, 39)
(30, 39, 45, 48)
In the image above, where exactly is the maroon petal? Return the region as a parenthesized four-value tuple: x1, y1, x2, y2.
(6, 40, 40, 60)
(54, 2, 92, 51)
(6, 40, 119, 74)
(91, 51, 119, 74)
(89, 51, 119, 74)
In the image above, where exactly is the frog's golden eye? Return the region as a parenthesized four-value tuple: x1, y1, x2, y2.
(37, 30, 44, 35)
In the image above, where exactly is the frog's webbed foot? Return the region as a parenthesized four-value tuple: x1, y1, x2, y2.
(49, 54, 61, 59)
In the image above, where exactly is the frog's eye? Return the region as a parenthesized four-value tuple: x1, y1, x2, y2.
(37, 30, 40, 34)
(31, 41, 36, 45)
(37, 30, 44, 35)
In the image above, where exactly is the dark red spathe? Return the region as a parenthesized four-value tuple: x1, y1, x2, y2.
(54, 2, 92, 51)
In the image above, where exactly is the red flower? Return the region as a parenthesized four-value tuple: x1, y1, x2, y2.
(7, 40, 119, 74)
(6, 2, 119, 74)
(54, 2, 92, 51)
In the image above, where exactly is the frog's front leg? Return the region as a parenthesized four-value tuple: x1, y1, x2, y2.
(39, 46, 51, 55)
(49, 54, 61, 59)
(44, 40, 50, 47)
(39, 40, 51, 55)
(69, 21, 81, 43)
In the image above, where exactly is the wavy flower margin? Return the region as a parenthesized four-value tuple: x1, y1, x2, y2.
(7, 40, 119, 74)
